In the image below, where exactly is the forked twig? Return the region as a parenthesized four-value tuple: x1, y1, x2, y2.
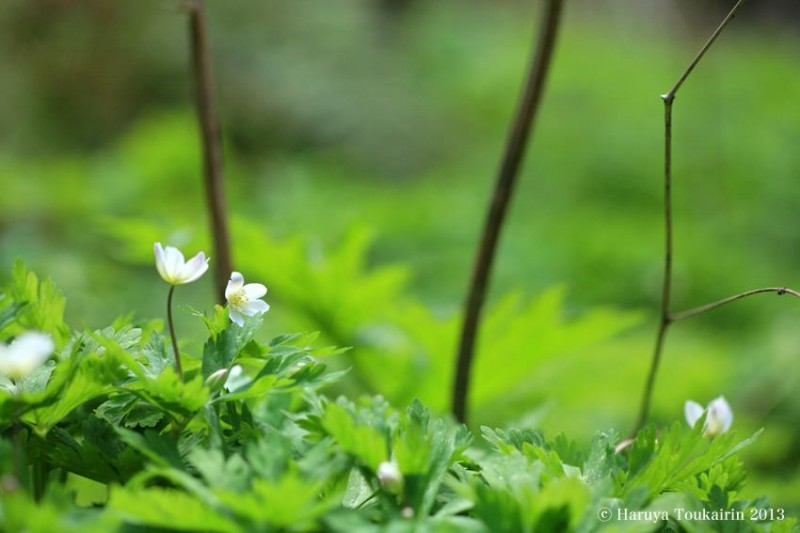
(451, 0, 565, 424)
(630, 0, 800, 435)
(186, 0, 233, 304)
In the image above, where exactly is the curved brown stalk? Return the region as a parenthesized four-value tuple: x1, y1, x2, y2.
(186, 0, 233, 304)
(451, 0, 565, 424)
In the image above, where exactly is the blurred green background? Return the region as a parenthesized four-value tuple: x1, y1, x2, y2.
(1, 0, 799, 511)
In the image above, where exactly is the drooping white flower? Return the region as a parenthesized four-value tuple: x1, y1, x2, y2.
(225, 272, 269, 327)
(0, 332, 55, 381)
(685, 396, 733, 436)
(223, 364, 251, 392)
(377, 460, 403, 491)
(154, 242, 209, 285)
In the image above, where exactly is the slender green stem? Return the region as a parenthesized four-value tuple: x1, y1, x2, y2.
(632, 0, 750, 435)
(663, 0, 749, 101)
(671, 287, 800, 321)
(167, 285, 183, 379)
(451, 0, 565, 424)
(633, 97, 675, 435)
(12, 420, 25, 491)
(32, 453, 47, 501)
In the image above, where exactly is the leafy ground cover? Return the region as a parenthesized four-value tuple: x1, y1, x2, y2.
(0, 261, 796, 532)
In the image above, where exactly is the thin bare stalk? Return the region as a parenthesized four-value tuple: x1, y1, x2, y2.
(451, 0, 565, 424)
(671, 287, 800, 321)
(186, 0, 232, 304)
(167, 285, 183, 379)
(663, 0, 749, 102)
(632, 0, 750, 435)
(632, 96, 676, 434)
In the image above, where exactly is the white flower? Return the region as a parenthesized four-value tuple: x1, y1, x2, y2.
(223, 364, 250, 392)
(685, 396, 733, 436)
(154, 242, 209, 285)
(225, 272, 269, 327)
(377, 460, 403, 491)
(0, 332, 55, 381)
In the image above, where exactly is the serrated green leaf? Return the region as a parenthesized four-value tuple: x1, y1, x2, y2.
(0, 301, 28, 332)
(323, 402, 387, 470)
(109, 486, 239, 533)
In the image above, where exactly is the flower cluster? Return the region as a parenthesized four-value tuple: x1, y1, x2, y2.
(154, 243, 269, 326)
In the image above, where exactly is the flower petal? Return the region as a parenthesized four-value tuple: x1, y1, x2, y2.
(229, 308, 245, 327)
(243, 283, 267, 299)
(684, 400, 704, 428)
(706, 396, 733, 435)
(154, 243, 170, 281)
(164, 246, 185, 280)
(241, 300, 269, 317)
(178, 252, 209, 284)
(226, 272, 244, 298)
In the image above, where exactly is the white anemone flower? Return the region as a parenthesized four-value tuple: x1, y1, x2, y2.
(154, 242, 209, 285)
(685, 396, 733, 437)
(0, 332, 55, 381)
(225, 272, 269, 327)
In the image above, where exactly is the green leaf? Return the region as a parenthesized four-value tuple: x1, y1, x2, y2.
(108, 486, 240, 533)
(114, 428, 182, 469)
(201, 318, 261, 379)
(624, 421, 763, 499)
(140, 331, 171, 378)
(322, 402, 387, 470)
(25, 349, 128, 434)
(0, 301, 28, 332)
(6, 259, 70, 345)
(190, 448, 251, 492)
(215, 468, 338, 529)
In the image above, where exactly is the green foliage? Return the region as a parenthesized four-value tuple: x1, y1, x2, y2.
(0, 264, 794, 532)
(3, 260, 69, 346)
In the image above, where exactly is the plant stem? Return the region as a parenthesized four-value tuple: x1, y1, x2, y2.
(187, 0, 232, 305)
(633, 97, 676, 435)
(451, 0, 565, 424)
(167, 285, 183, 379)
(671, 287, 800, 321)
(663, 0, 749, 101)
(632, 0, 750, 435)
(12, 419, 25, 490)
(32, 453, 47, 502)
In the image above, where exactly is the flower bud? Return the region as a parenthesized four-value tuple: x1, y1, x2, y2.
(205, 367, 229, 392)
(377, 460, 403, 492)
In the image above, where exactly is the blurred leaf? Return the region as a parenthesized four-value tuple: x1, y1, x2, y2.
(108, 486, 239, 533)
(323, 401, 387, 470)
(5, 259, 69, 345)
